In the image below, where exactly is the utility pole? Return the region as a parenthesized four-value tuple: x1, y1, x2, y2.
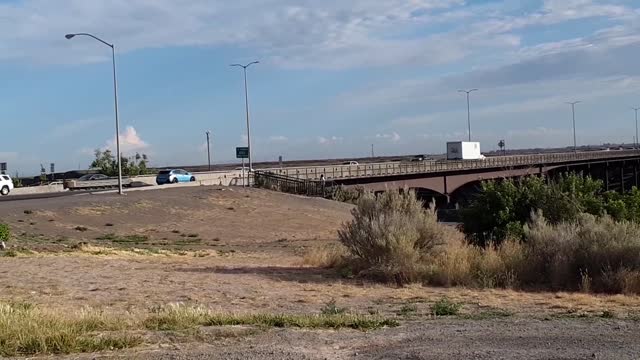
(458, 89, 478, 142)
(566, 101, 581, 152)
(205, 131, 212, 171)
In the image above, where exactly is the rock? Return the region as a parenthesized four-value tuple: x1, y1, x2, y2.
(0, 241, 5, 250)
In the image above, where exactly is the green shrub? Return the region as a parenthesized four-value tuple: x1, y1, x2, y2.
(0, 223, 9, 242)
(338, 190, 462, 285)
(462, 174, 604, 245)
(431, 298, 462, 316)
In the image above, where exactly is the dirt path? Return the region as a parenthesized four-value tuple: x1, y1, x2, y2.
(60, 318, 640, 360)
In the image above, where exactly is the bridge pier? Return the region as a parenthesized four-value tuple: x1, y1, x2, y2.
(635, 161, 639, 189)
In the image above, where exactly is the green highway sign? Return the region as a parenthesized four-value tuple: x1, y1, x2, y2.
(236, 147, 249, 159)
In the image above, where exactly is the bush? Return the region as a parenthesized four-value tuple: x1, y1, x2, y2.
(338, 189, 462, 285)
(462, 174, 604, 245)
(523, 212, 640, 293)
(0, 223, 10, 242)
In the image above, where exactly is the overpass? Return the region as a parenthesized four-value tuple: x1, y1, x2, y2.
(258, 149, 640, 203)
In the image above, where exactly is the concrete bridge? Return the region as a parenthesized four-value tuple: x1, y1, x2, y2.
(264, 150, 640, 203)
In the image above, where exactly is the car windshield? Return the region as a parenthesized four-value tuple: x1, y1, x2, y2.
(78, 174, 93, 181)
(1, 175, 8, 181)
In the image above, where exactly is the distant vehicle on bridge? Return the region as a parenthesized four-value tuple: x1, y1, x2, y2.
(0, 174, 14, 196)
(156, 169, 196, 185)
(447, 141, 485, 160)
(342, 161, 359, 166)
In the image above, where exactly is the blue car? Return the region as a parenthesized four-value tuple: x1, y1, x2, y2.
(156, 169, 196, 185)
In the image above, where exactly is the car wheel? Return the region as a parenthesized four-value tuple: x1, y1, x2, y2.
(190, 176, 196, 182)
(0, 186, 9, 196)
(172, 177, 179, 184)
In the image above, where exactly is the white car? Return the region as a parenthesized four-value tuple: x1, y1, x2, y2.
(0, 174, 14, 196)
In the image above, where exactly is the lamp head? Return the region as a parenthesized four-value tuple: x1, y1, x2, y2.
(65, 34, 76, 40)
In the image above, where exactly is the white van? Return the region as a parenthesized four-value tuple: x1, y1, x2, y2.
(0, 174, 14, 196)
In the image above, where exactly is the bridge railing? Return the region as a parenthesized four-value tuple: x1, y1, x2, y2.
(253, 171, 333, 197)
(266, 150, 640, 180)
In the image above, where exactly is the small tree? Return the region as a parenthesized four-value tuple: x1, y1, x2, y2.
(90, 149, 150, 176)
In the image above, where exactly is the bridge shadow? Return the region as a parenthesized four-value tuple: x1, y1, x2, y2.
(176, 265, 351, 285)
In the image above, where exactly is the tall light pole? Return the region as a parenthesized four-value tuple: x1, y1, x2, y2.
(566, 101, 581, 153)
(205, 131, 212, 171)
(231, 61, 259, 172)
(65, 33, 123, 195)
(458, 89, 478, 142)
(633, 107, 640, 150)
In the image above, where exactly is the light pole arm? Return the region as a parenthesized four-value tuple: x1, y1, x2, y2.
(67, 33, 113, 48)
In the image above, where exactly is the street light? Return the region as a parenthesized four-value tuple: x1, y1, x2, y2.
(231, 61, 259, 172)
(65, 33, 123, 195)
(458, 89, 478, 142)
(566, 101, 581, 153)
(633, 107, 640, 150)
(205, 130, 212, 171)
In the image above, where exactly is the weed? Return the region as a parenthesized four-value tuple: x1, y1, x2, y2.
(320, 299, 347, 315)
(74, 226, 88, 232)
(600, 310, 616, 319)
(187, 234, 199, 238)
(0, 223, 10, 242)
(398, 304, 418, 316)
(23, 210, 32, 215)
(1, 250, 17, 257)
(431, 298, 462, 316)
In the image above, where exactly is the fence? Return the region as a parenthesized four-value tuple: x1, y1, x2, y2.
(266, 150, 640, 181)
(253, 171, 333, 197)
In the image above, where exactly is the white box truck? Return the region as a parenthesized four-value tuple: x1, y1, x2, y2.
(446, 141, 484, 160)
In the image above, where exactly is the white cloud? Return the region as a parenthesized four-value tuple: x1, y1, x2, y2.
(317, 136, 343, 145)
(105, 126, 149, 154)
(268, 135, 288, 142)
(375, 132, 401, 142)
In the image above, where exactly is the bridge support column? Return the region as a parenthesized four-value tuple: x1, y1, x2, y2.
(635, 161, 639, 189)
(443, 175, 450, 205)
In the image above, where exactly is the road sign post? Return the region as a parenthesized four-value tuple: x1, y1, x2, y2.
(236, 147, 249, 187)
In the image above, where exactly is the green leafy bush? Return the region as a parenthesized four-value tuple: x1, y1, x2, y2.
(0, 223, 10, 242)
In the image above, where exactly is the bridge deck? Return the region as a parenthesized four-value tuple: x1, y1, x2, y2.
(266, 150, 640, 181)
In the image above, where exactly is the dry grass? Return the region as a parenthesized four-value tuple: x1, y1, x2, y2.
(0, 302, 397, 356)
(301, 244, 347, 268)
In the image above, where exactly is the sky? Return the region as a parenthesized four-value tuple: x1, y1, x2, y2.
(1, 0, 639, 175)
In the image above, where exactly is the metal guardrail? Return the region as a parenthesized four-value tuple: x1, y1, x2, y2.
(254, 171, 333, 197)
(266, 150, 640, 181)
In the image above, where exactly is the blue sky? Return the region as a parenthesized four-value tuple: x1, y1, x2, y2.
(1, 0, 640, 175)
